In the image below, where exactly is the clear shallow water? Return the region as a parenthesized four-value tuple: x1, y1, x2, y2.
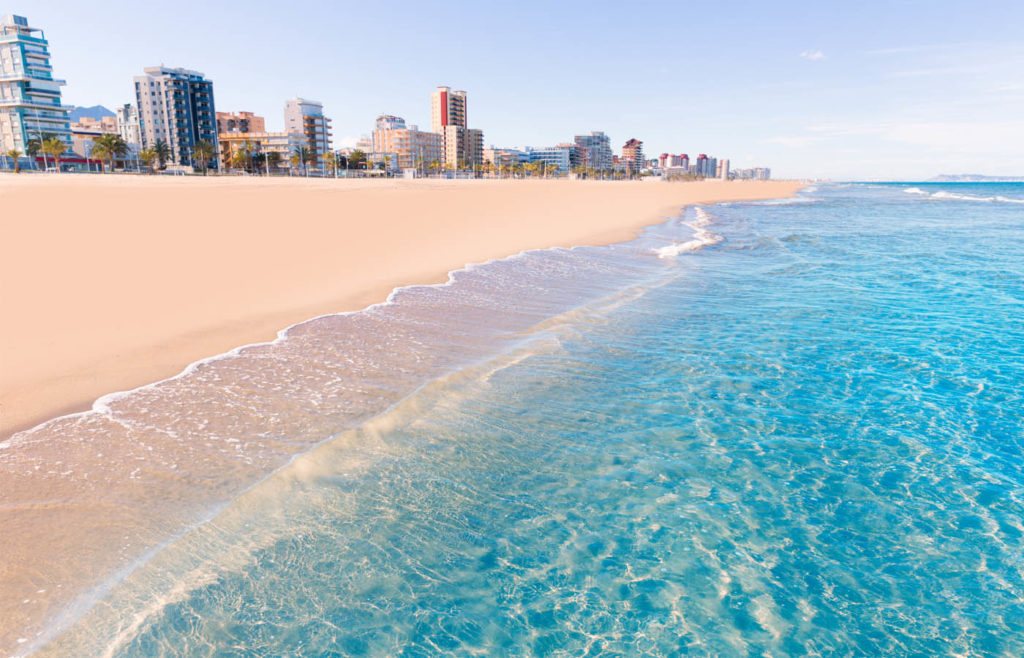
(26, 183, 1024, 655)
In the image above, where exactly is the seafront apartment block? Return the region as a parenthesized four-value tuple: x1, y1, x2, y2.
(133, 66, 218, 169)
(574, 131, 614, 171)
(431, 86, 484, 167)
(372, 114, 444, 170)
(284, 98, 332, 166)
(0, 14, 72, 155)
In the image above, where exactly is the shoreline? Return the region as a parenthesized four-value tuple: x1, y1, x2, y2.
(0, 176, 804, 441)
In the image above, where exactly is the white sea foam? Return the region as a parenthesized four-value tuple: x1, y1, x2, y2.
(655, 207, 724, 258)
(906, 189, 1024, 204)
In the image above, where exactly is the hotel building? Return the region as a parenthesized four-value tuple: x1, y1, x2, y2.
(284, 98, 331, 166)
(372, 114, 443, 170)
(133, 66, 218, 169)
(0, 14, 72, 155)
(430, 86, 484, 167)
(574, 131, 613, 171)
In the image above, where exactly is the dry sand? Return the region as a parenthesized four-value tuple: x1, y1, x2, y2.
(0, 175, 803, 440)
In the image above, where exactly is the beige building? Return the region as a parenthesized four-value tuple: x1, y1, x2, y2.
(373, 126, 443, 170)
(284, 98, 331, 166)
(70, 115, 119, 158)
(218, 131, 297, 170)
(430, 86, 483, 167)
(216, 111, 265, 134)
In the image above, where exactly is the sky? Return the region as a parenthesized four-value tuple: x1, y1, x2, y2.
(17, 0, 1024, 179)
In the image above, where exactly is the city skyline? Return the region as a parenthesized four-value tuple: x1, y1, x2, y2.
(9, 0, 1024, 180)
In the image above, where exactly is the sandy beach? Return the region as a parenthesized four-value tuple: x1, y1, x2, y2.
(0, 175, 802, 441)
(0, 174, 806, 651)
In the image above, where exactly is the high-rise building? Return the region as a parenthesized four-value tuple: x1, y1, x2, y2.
(134, 66, 218, 168)
(0, 14, 72, 156)
(574, 131, 613, 171)
(621, 138, 645, 173)
(430, 86, 484, 167)
(216, 111, 265, 134)
(718, 158, 730, 180)
(372, 115, 444, 170)
(284, 98, 332, 166)
(115, 102, 141, 151)
(695, 153, 709, 176)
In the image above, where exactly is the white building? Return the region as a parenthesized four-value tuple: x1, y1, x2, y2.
(0, 14, 72, 156)
(284, 98, 332, 167)
(133, 66, 218, 168)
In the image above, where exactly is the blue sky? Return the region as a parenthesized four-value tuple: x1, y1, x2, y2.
(21, 0, 1024, 179)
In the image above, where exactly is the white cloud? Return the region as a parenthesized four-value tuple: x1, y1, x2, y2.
(800, 50, 825, 61)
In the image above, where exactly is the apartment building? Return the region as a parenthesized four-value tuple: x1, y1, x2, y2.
(0, 14, 72, 155)
(372, 115, 443, 170)
(621, 138, 645, 173)
(133, 66, 218, 169)
(431, 86, 484, 167)
(284, 98, 331, 166)
(115, 102, 141, 151)
(70, 115, 118, 157)
(573, 131, 613, 171)
(216, 110, 265, 134)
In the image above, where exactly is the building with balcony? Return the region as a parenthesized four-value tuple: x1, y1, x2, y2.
(133, 66, 218, 169)
(70, 115, 118, 158)
(0, 14, 72, 157)
(431, 86, 484, 167)
(216, 110, 265, 134)
(115, 102, 141, 152)
(372, 115, 444, 170)
(483, 146, 529, 169)
(285, 98, 332, 166)
(573, 131, 613, 171)
(527, 143, 581, 173)
(621, 138, 645, 173)
(218, 131, 298, 171)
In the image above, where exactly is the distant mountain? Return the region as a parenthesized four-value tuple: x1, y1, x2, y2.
(68, 105, 115, 121)
(928, 174, 1024, 183)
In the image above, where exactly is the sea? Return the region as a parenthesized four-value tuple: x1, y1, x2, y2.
(4, 182, 1024, 656)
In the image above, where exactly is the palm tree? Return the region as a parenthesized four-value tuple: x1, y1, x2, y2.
(6, 148, 22, 173)
(324, 151, 338, 178)
(139, 148, 158, 174)
(91, 134, 128, 173)
(41, 137, 65, 172)
(153, 139, 171, 170)
(192, 140, 217, 175)
(266, 151, 282, 173)
(230, 150, 248, 171)
(292, 146, 310, 176)
(242, 139, 256, 172)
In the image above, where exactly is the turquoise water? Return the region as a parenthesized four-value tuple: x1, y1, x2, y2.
(44, 183, 1024, 655)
